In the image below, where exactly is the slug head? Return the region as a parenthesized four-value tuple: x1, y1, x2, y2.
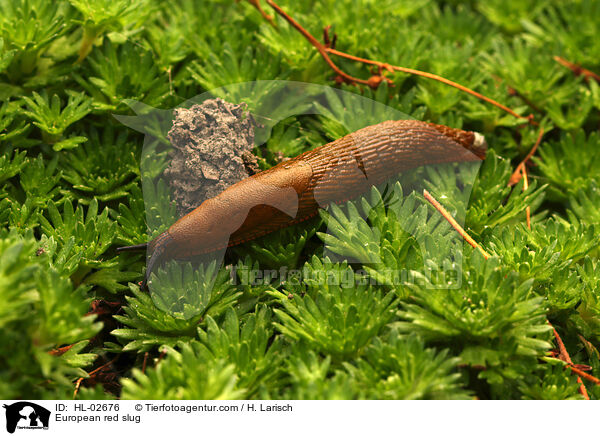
(141, 231, 176, 291)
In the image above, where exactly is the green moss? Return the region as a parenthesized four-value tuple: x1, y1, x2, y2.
(1, 0, 599, 400)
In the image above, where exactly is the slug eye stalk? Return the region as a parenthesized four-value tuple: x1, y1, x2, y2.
(115, 243, 147, 253)
(117, 234, 175, 291)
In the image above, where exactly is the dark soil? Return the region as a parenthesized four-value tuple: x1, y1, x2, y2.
(165, 98, 259, 217)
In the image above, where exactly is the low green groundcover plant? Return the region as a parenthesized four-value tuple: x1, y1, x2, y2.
(1, 0, 599, 400)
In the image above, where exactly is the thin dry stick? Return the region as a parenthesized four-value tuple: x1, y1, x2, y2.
(48, 344, 74, 357)
(509, 126, 545, 186)
(157, 348, 167, 365)
(554, 56, 600, 83)
(327, 47, 535, 124)
(265, 0, 370, 86)
(142, 351, 149, 374)
(263, 0, 535, 124)
(508, 127, 545, 229)
(73, 357, 118, 399)
(73, 378, 83, 400)
(550, 322, 590, 400)
(423, 189, 490, 259)
(243, 0, 276, 26)
(566, 364, 600, 386)
(521, 166, 531, 229)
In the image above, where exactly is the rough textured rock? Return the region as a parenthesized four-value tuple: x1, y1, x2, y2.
(164, 98, 258, 217)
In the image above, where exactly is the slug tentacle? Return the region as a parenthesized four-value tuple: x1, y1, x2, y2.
(141, 231, 175, 291)
(115, 242, 148, 252)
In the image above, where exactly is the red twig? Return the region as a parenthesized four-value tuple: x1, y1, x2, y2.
(510, 127, 545, 229)
(508, 127, 545, 230)
(142, 352, 149, 374)
(550, 323, 590, 400)
(241, 0, 276, 26)
(48, 344, 75, 357)
(326, 47, 535, 124)
(157, 348, 167, 365)
(522, 166, 531, 229)
(566, 364, 600, 386)
(87, 357, 118, 377)
(322, 25, 336, 49)
(263, 0, 535, 124)
(73, 378, 83, 400)
(265, 0, 370, 86)
(73, 356, 118, 399)
(554, 56, 600, 83)
(509, 126, 545, 186)
(423, 189, 490, 259)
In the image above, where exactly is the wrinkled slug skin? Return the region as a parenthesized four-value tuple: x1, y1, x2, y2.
(156, 120, 486, 259)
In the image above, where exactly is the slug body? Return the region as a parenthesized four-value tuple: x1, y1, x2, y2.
(120, 120, 486, 285)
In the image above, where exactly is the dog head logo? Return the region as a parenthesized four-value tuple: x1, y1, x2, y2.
(3, 402, 50, 433)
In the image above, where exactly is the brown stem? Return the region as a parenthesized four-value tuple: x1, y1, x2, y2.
(73, 356, 118, 399)
(550, 322, 590, 400)
(48, 344, 75, 357)
(521, 166, 531, 229)
(509, 127, 543, 230)
(73, 378, 83, 400)
(566, 364, 600, 386)
(509, 126, 545, 186)
(423, 189, 490, 259)
(243, 0, 276, 26)
(327, 48, 535, 124)
(265, 0, 370, 86)
(142, 351, 149, 374)
(554, 56, 600, 83)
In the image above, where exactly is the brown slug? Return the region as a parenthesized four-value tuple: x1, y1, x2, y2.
(117, 119, 486, 288)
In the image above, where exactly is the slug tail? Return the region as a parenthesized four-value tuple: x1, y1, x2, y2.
(427, 122, 487, 160)
(470, 132, 488, 160)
